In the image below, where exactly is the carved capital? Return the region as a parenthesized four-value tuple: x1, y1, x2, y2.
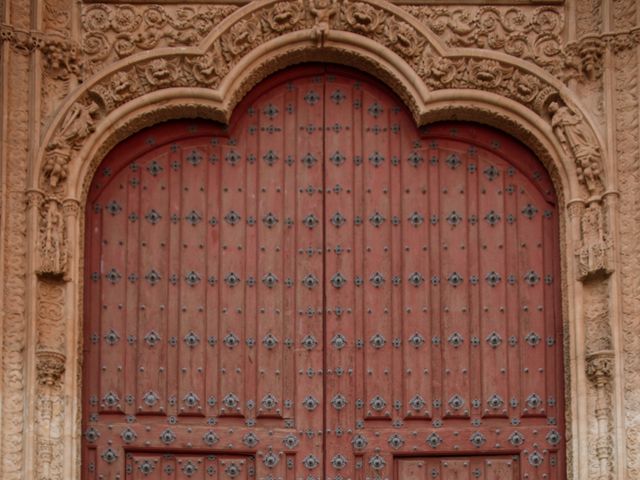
(25, 189, 46, 210)
(62, 198, 81, 218)
(36, 350, 66, 387)
(586, 350, 615, 384)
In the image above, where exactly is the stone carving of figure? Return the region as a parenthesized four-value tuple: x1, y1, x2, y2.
(38, 201, 67, 276)
(308, 0, 339, 45)
(548, 101, 602, 194)
(49, 100, 100, 151)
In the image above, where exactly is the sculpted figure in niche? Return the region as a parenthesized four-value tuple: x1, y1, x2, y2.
(38, 201, 67, 277)
(308, 0, 339, 44)
(548, 101, 602, 194)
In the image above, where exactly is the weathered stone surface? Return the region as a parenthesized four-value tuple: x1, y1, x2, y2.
(0, 0, 637, 479)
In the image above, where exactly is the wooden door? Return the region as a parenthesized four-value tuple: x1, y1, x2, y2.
(83, 66, 564, 480)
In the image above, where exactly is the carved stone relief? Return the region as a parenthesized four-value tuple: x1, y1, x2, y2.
(41, 0, 607, 201)
(81, 4, 239, 75)
(0, 1, 635, 480)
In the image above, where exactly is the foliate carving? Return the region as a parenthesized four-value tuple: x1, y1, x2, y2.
(404, 6, 566, 75)
(36, 351, 66, 387)
(0, 25, 81, 81)
(45, 0, 605, 198)
(36, 199, 68, 278)
(549, 101, 603, 195)
(586, 350, 615, 480)
(586, 351, 614, 384)
(575, 202, 613, 280)
(81, 4, 238, 75)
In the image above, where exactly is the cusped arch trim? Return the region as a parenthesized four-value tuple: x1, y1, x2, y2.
(35, 0, 608, 202)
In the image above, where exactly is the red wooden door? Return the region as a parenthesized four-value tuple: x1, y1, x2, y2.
(83, 66, 564, 480)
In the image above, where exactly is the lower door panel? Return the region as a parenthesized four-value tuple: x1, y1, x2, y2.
(396, 455, 519, 480)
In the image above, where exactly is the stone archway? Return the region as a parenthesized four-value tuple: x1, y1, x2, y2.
(23, 2, 620, 480)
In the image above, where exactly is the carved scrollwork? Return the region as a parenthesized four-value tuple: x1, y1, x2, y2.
(81, 4, 239, 75)
(43, 0, 605, 199)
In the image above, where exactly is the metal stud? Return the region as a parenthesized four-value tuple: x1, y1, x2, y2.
(262, 272, 278, 288)
(142, 391, 159, 407)
(160, 429, 176, 445)
(408, 212, 424, 227)
(183, 392, 199, 408)
(203, 430, 219, 446)
(525, 331, 541, 346)
(407, 151, 423, 167)
(263, 149, 279, 166)
(408, 272, 424, 287)
(351, 434, 368, 450)
(262, 333, 278, 349)
(224, 210, 241, 225)
(388, 434, 405, 450)
(302, 454, 320, 469)
(486, 331, 502, 348)
(370, 272, 385, 287)
(448, 332, 464, 347)
(522, 203, 538, 219)
(304, 90, 320, 105)
(546, 430, 561, 445)
(448, 394, 464, 410)
(485, 271, 501, 287)
(147, 160, 163, 176)
(331, 272, 347, 289)
(223, 332, 240, 348)
(369, 151, 385, 167)
(528, 451, 544, 467)
(302, 273, 319, 289)
(185, 271, 200, 286)
(445, 153, 461, 169)
(526, 393, 542, 408)
(331, 212, 347, 228)
(409, 394, 426, 410)
(302, 396, 319, 411)
(332, 454, 348, 469)
(331, 333, 347, 350)
(448, 272, 463, 286)
(225, 150, 241, 166)
(101, 448, 118, 464)
(283, 434, 299, 449)
(369, 395, 387, 411)
(331, 394, 347, 410)
(262, 212, 278, 228)
(483, 165, 500, 181)
(447, 211, 463, 226)
(370, 333, 386, 349)
(470, 431, 486, 447)
(302, 213, 319, 229)
(222, 393, 239, 409)
(524, 270, 540, 286)
(225, 272, 241, 287)
(301, 335, 318, 350)
(369, 211, 386, 227)
(485, 210, 501, 226)
(368, 455, 386, 471)
(427, 432, 443, 448)
(330, 151, 346, 166)
(261, 394, 278, 410)
(408, 332, 425, 348)
(487, 394, 504, 409)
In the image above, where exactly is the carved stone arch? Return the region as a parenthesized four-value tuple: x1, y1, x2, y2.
(34, 0, 608, 202)
(25, 2, 621, 480)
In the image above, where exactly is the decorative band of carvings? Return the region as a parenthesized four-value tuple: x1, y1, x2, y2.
(40, 0, 606, 204)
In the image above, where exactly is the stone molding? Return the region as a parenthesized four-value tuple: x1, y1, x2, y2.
(37, 0, 608, 201)
(3, 1, 626, 480)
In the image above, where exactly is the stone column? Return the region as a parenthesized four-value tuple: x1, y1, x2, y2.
(586, 350, 615, 480)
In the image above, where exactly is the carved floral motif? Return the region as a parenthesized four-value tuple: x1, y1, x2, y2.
(42, 0, 604, 199)
(81, 4, 238, 75)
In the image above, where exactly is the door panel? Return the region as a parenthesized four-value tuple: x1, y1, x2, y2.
(83, 66, 564, 480)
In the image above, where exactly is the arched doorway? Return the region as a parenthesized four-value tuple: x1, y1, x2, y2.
(82, 65, 564, 479)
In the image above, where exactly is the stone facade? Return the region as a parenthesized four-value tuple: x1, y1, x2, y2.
(0, 0, 637, 479)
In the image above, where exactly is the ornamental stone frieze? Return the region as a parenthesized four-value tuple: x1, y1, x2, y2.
(42, 0, 607, 201)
